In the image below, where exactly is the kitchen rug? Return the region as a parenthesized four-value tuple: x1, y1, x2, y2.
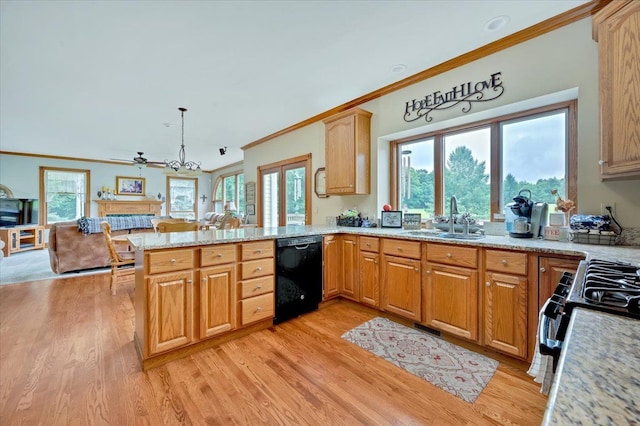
(341, 317, 498, 403)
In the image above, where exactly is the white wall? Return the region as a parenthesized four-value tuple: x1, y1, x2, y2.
(0, 153, 212, 219)
(244, 18, 640, 228)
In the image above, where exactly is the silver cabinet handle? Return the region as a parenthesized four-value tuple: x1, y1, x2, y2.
(255, 285, 262, 290)
(486, 281, 491, 287)
(501, 259, 508, 265)
(255, 306, 263, 312)
(397, 247, 403, 251)
(256, 266, 262, 272)
(426, 270, 431, 275)
(255, 249, 263, 253)
(447, 253, 452, 258)
(170, 259, 176, 263)
(540, 267, 546, 273)
(366, 242, 371, 246)
(187, 279, 193, 284)
(217, 253, 223, 257)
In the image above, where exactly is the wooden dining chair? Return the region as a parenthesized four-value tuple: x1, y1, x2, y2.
(156, 221, 201, 233)
(101, 222, 136, 295)
(150, 217, 186, 232)
(218, 216, 241, 229)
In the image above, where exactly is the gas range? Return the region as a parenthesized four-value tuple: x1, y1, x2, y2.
(565, 259, 640, 319)
(539, 258, 640, 371)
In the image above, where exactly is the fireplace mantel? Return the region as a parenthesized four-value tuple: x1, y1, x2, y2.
(94, 200, 163, 217)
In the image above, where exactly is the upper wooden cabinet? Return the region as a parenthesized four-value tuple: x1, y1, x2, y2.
(593, 0, 640, 179)
(323, 107, 372, 194)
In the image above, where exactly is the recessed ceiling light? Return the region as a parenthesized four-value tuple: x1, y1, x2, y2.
(484, 15, 510, 32)
(391, 64, 407, 73)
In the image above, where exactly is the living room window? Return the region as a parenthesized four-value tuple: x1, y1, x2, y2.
(39, 167, 90, 226)
(167, 177, 198, 219)
(392, 100, 576, 221)
(212, 172, 244, 214)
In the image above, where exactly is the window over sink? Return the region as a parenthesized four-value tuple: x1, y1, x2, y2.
(392, 100, 576, 222)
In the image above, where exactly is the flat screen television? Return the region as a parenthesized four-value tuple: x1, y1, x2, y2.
(0, 198, 39, 227)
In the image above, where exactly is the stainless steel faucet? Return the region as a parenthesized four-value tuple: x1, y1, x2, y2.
(449, 196, 458, 234)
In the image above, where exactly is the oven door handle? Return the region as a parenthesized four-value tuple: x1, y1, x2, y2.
(539, 297, 563, 359)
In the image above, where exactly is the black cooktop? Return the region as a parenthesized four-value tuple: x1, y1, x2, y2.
(566, 259, 640, 319)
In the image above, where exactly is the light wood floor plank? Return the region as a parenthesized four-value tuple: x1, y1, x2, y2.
(0, 274, 546, 425)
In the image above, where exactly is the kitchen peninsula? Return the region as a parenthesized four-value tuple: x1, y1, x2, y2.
(128, 224, 640, 371)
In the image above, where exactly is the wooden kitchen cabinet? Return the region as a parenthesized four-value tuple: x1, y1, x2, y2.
(200, 263, 236, 339)
(380, 239, 421, 321)
(359, 236, 379, 307)
(147, 270, 195, 355)
(538, 256, 582, 309)
(323, 235, 340, 300)
(322, 107, 372, 194)
(238, 240, 274, 326)
(424, 244, 479, 341)
(145, 248, 196, 356)
(483, 250, 528, 359)
(340, 235, 359, 301)
(592, 0, 640, 179)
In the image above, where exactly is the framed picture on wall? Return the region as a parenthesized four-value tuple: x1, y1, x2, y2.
(246, 203, 255, 215)
(245, 182, 256, 204)
(115, 176, 145, 195)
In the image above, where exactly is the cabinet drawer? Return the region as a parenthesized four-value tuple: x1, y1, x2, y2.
(382, 239, 421, 259)
(240, 293, 274, 325)
(427, 244, 477, 268)
(241, 241, 274, 260)
(360, 236, 379, 252)
(147, 249, 195, 274)
(486, 250, 527, 275)
(239, 276, 274, 299)
(201, 244, 236, 266)
(241, 258, 274, 280)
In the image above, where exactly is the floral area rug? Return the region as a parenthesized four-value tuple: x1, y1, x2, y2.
(341, 317, 498, 403)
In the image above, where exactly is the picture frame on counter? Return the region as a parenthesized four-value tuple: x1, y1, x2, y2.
(381, 210, 403, 228)
(403, 213, 421, 229)
(246, 203, 255, 216)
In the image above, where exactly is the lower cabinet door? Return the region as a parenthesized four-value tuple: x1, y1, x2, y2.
(359, 251, 379, 307)
(424, 263, 478, 342)
(323, 236, 340, 300)
(200, 264, 236, 339)
(381, 255, 421, 321)
(147, 271, 194, 355)
(484, 272, 527, 358)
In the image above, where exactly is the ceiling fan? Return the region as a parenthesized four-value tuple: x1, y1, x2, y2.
(110, 151, 165, 167)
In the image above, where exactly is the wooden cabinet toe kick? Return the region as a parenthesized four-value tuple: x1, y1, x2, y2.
(134, 320, 272, 371)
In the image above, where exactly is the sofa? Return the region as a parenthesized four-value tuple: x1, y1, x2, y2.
(48, 217, 155, 274)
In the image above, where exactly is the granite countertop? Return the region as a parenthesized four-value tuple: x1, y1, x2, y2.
(543, 308, 640, 425)
(126, 224, 640, 264)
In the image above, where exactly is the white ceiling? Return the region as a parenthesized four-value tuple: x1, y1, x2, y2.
(0, 0, 588, 171)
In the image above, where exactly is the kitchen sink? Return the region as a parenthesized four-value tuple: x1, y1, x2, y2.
(401, 229, 485, 240)
(435, 232, 485, 240)
(401, 229, 441, 236)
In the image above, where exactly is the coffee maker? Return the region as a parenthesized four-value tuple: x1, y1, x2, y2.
(509, 189, 548, 239)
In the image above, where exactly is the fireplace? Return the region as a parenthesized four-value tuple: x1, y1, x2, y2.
(94, 200, 163, 217)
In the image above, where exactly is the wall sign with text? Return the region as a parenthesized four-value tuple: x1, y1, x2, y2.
(403, 72, 504, 123)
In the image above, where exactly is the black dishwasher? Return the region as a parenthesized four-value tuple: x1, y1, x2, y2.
(274, 235, 323, 324)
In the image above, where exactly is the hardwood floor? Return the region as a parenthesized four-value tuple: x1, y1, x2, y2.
(0, 274, 547, 425)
